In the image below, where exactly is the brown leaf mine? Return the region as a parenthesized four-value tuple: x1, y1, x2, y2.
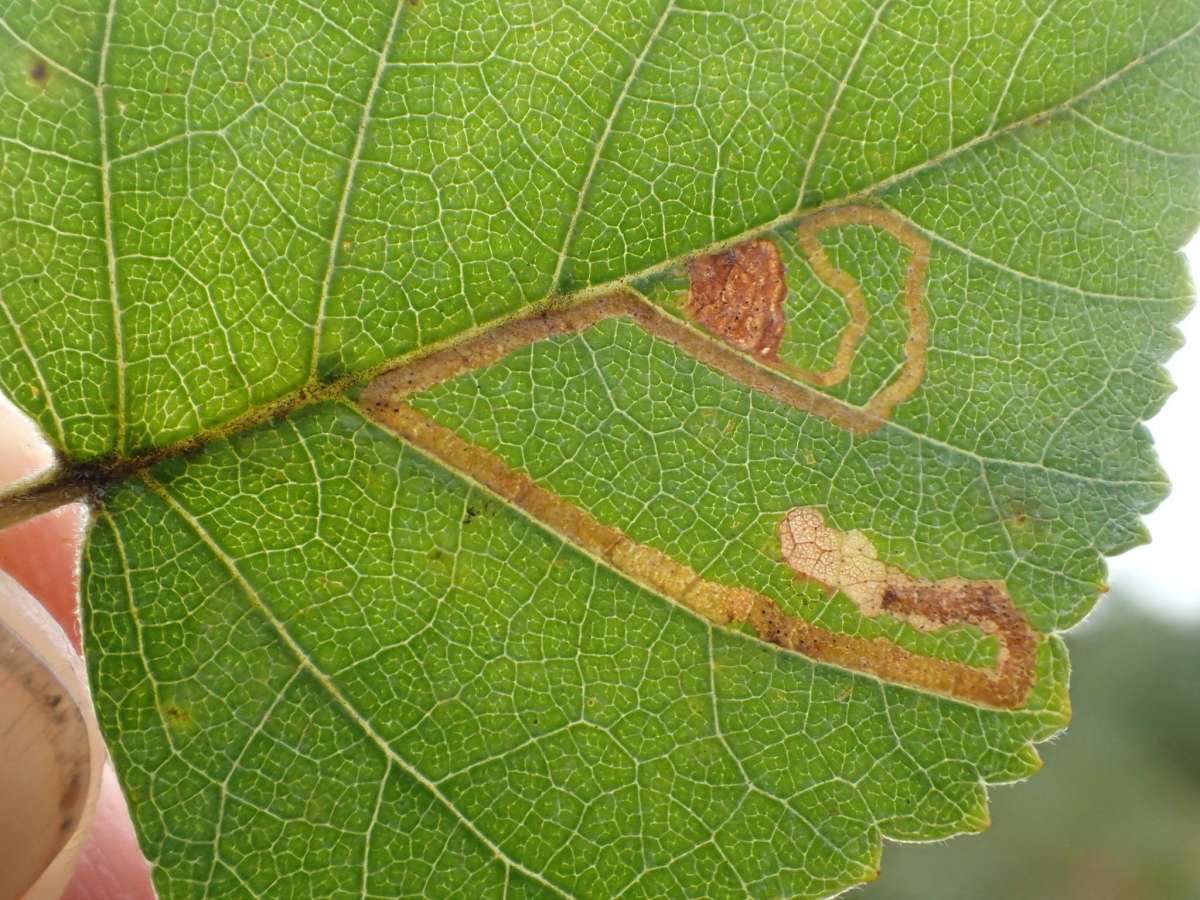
(684, 205, 932, 425)
(361, 389, 1038, 708)
(779, 507, 1037, 709)
(362, 204, 930, 438)
(687, 239, 788, 358)
(358, 203, 1017, 707)
(790, 205, 931, 408)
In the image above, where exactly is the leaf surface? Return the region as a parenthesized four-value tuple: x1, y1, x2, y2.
(1, 0, 1197, 896)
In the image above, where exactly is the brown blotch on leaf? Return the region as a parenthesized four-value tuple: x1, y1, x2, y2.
(687, 239, 788, 359)
(30, 59, 49, 85)
(682, 205, 932, 421)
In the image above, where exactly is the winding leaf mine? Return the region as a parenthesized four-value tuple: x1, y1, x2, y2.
(5, 3, 1195, 890)
(359, 203, 1033, 709)
(687, 205, 931, 418)
(779, 508, 1036, 708)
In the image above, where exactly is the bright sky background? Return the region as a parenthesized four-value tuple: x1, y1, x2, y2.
(1107, 237, 1200, 619)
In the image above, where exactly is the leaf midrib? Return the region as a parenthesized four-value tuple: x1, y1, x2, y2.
(0, 17, 1194, 528)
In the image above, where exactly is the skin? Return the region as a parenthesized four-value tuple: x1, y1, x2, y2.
(0, 399, 156, 900)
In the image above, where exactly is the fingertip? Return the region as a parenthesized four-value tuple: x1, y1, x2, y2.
(0, 394, 85, 646)
(0, 503, 86, 646)
(0, 572, 104, 900)
(0, 393, 54, 483)
(59, 766, 157, 900)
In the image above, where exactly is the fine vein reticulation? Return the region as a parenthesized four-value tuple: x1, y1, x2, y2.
(360, 399, 1036, 709)
(358, 205, 1035, 708)
(5, 2, 1198, 895)
(0, 201, 1031, 707)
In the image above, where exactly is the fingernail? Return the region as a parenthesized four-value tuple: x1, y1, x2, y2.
(0, 571, 102, 900)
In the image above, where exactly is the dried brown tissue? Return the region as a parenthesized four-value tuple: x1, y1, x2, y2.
(0, 207, 928, 526)
(686, 204, 931, 420)
(360, 204, 1035, 707)
(367, 204, 930, 437)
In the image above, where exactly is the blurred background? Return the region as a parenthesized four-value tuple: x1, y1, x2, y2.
(861, 241, 1200, 898)
(861, 598, 1200, 900)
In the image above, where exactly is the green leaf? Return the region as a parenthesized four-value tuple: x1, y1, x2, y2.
(1, 0, 1197, 895)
